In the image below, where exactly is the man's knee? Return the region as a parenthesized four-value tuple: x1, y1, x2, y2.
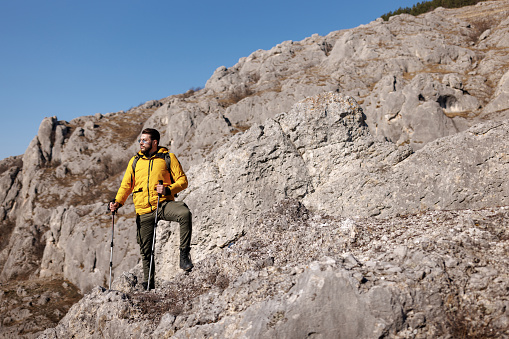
(181, 207, 192, 222)
(174, 202, 192, 222)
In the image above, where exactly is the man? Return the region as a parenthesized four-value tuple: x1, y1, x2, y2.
(109, 128, 193, 290)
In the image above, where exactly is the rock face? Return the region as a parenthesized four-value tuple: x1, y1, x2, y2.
(39, 202, 509, 338)
(1, 1, 509, 337)
(39, 92, 509, 338)
(203, 1, 509, 151)
(169, 93, 507, 280)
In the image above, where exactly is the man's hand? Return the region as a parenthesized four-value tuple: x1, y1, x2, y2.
(156, 183, 165, 195)
(109, 201, 120, 212)
(155, 184, 171, 196)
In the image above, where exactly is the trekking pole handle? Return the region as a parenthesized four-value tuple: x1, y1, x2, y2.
(108, 199, 118, 215)
(158, 180, 163, 197)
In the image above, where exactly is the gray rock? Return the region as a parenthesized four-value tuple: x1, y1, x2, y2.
(1, 1, 509, 337)
(38, 200, 509, 338)
(484, 69, 509, 114)
(38, 287, 153, 339)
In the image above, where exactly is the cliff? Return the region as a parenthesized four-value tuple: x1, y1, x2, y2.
(0, 1, 508, 337)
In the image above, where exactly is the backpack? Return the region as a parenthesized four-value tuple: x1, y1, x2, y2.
(131, 152, 177, 196)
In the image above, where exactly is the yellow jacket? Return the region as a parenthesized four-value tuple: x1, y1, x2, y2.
(115, 147, 188, 215)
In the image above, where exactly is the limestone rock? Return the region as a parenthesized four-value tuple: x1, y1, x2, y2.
(175, 92, 508, 282)
(1, 1, 509, 337)
(38, 200, 509, 338)
(35, 87, 509, 339)
(38, 287, 153, 339)
(484, 69, 509, 114)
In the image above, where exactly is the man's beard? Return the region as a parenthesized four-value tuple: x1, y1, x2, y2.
(142, 145, 156, 157)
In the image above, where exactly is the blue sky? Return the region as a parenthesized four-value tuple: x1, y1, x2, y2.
(0, 0, 419, 160)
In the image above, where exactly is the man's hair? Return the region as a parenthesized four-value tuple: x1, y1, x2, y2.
(141, 128, 160, 144)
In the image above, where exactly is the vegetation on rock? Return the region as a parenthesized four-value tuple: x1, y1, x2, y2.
(381, 0, 483, 20)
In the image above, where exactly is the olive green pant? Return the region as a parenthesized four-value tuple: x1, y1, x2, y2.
(136, 200, 192, 284)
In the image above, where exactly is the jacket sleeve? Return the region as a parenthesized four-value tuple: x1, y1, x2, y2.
(168, 153, 188, 195)
(115, 157, 135, 205)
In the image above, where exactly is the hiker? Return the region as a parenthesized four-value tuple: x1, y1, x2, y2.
(109, 128, 193, 290)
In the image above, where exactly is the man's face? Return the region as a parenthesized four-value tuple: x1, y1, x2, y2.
(139, 134, 156, 154)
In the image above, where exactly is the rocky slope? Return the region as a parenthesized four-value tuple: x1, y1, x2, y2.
(0, 0, 508, 337)
(40, 92, 509, 338)
(40, 203, 509, 338)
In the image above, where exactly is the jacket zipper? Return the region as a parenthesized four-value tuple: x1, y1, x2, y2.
(147, 158, 153, 208)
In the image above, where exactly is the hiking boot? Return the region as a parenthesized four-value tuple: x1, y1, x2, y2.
(142, 281, 155, 291)
(180, 247, 194, 271)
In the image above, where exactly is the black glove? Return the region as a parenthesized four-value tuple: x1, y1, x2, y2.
(155, 186, 171, 196)
(108, 199, 122, 213)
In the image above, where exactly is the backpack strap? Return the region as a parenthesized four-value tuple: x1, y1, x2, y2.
(131, 154, 141, 178)
(131, 152, 175, 185)
(154, 152, 174, 184)
(130, 154, 141, 189)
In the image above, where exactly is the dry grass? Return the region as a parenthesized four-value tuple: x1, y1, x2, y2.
(217, 86, 255, 108)
(467, 18, 496, 43)
(438, 293, 501, 338)
(98, 107, 157, 145)
(403, 65, 454, 81)
(453, 1, 509, 21)
(176, 87, 203, 100)
(443, 110, 478, 118)
(0, 156, 23, 176)
(129, 270, 230, 323)
(130, 292, 178, 319)
(0, 278, 82, 336)
(231, 124, 251, 135)
(127, 269, 230, 325)
(0, 220, 15, 264)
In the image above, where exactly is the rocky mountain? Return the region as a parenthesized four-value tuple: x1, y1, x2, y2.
(1, 0, 509, 338)
(40, 91, 509, 338)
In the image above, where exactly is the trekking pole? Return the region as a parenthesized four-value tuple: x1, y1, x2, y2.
(147, 180, 163, 291)
(109, 209, 116, 290)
